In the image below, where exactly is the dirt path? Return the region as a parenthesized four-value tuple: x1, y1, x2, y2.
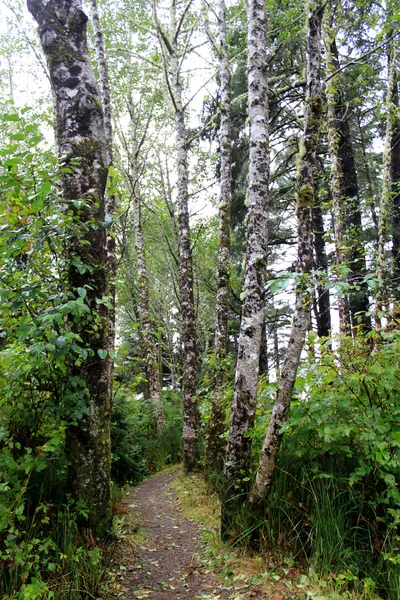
(110, 470, 274, 599)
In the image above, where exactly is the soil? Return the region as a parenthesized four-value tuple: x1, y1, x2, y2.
(108, 470, 297, 600)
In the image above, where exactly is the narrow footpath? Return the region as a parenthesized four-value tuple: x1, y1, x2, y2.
(109, 470, 286, 600)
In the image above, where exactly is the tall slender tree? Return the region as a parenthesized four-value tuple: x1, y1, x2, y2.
(155, 0, 200, 472)
(324, 24, 351, 335)
(28, 0, 113, 535)
(251, 0, 324, 505)
(330, 39, 370, 331)
(204, 0, 233, 481)
(222, 0, 269, 530)
(376, 34, 399, 326)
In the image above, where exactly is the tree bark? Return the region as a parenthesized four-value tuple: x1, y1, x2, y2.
(205, 0, 232, 482)
(377, 38, 398, 326)
(313, 187, 331, 337)
(250, 0, 323, 505)
(133, 192, 165, 429)
(28, 0, 112, 536)
(324, 29, 350, 335)
(88, 0, 116, 359)
(222, 0, 269, 528)
(156, 1, 200, 472)
(390, 61, 400, 313)
(329, 39, 370, 331)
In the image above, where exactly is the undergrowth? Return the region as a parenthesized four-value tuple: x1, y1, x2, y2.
(172, 470, 386, 600)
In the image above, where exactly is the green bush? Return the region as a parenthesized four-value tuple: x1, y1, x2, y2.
(255, 332, 400, 598)
(111, 387, 183, 484)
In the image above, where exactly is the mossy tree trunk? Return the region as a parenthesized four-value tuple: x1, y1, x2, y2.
(28, 0, 113, 536)
(250, 0, 324, 505)
(204, 0, 232, 483)
(222, 0, 269, 533)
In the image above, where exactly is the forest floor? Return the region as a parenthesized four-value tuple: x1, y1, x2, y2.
(106, 467, 308, 600)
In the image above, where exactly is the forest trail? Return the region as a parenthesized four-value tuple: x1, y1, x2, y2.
(109, 470, 286, 600)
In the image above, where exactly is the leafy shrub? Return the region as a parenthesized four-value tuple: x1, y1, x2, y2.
(111, 387, 183, 484)
(255, 332, 400, 597)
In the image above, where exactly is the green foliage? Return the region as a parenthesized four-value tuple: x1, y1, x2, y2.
(252, 333, 400, 598)
(0, 107, 113, 598)
(111, 386, 183, 484)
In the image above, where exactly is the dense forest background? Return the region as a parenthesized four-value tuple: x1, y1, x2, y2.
(0, 0, 399, 598)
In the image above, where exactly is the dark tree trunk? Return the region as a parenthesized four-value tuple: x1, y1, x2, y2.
(331, 40, 371, 331)
(28, 0, 112, 536)
(313, 190, 331, 337)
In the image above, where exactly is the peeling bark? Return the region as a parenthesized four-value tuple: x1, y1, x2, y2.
(222, 0, 269, 523)
(250, 0, 323, 505)
(205, 0, 232, 482)
(28, 0, 112, 536)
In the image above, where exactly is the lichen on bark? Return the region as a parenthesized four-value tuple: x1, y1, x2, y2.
(250, 0, 324, 506)
(28, 0, 113, 537)
(221, 0, 269, 535)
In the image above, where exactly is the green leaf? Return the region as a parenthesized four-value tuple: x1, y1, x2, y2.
(10, 133, 25, 141)
(77, 287, 87, 299)
(97, 349, 108, 359)
(3, 113, 20, 122)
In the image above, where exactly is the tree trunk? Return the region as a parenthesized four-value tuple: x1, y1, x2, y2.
(259, 316, 269, 378)
(205, 0, 232, 482)
(330, 39, 370, 331)
(390, 67, 400, 313)
(313, 187, 331, 337)
(28, 0, 112, 536)
(222, 0, 269, 530)
(133, 193, 165, 429)
(89, 0, 117, 368)
(377, 38, 398, 325)
(324, 29, 350, 335)
(156, 1, 200, 472)
(250, 0, 323, 505)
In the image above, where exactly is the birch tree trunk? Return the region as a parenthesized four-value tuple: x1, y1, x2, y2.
(28, 0, 112, 536)
(156, 0, 200, 472)
(250, 0, 324, 505)
(222, 0, 269, 528)
(205, 0, 232, 481)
